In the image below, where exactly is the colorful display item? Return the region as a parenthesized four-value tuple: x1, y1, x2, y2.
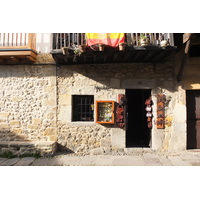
(116, 94, 126, 128)
(157, 94, 166, 129)
(96, 101, 114, 124)
(145, 96, 153, 129)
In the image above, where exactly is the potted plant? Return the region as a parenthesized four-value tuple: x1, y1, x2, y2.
(73, 48, 82, 62)
(160, 34, 169, 47)
(140, 33, 150, 47)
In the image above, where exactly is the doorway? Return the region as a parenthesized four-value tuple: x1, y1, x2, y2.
(186, 90, 200, 149)
(126, 89, 151, 147)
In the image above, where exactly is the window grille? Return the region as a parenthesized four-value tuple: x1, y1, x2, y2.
(72, 95, 94, 121)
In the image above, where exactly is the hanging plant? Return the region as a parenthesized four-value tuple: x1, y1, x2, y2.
(73, 48, 82, 62)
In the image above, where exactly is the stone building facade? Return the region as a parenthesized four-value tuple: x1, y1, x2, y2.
(0, 33, 199, 156)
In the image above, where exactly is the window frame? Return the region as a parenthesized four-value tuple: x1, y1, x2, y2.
(72, 95, 94, 122)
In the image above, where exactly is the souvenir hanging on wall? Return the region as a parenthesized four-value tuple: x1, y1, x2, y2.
(145, 96, 153, 129)
(116, 94, 126, 128)
(157, 94, 166, 129)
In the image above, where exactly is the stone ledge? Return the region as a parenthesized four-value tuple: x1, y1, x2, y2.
(0, 141, 57, 157)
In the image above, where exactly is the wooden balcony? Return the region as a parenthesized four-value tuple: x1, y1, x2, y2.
(0, 33, 37, 63)
(51, 33, 177, 64)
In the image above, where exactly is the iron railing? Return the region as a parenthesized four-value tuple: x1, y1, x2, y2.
(52, 33, 174, 49)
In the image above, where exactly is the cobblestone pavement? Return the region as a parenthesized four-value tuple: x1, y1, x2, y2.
(1, 150, 200, 166)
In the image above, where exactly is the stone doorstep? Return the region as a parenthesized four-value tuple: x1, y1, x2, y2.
(0, 141, 57, 156)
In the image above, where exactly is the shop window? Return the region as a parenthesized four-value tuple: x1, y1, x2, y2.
(72, 95, 94, 121)
(96, 101, 115, 124)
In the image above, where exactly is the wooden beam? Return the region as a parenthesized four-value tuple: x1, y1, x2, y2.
(0, 46, 29, 49)
(0, 50, 33, 56)
(143, 51, 155, 61)
(183, 33, 192, 43)
(177, 39, 191, 82)
(10, 56, 20, 62)
(103, 54, 108, 62)
(152, 51, 164, 61)
(113, 53, 119, 61)
(93, 55, 96, 62)
(0, 58, 5, 62)
(123, 52, 132, 61)
(134, 51, 144, 61)
(27, 56, 35, 62)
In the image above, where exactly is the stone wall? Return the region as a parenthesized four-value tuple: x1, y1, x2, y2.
(57, 59, 187, 153)
(0, 65, 57, 142)
(0, 55, 188, 154)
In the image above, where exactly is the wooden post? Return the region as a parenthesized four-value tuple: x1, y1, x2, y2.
(28, 33, 33, 49)
(177, 39, 191, 82)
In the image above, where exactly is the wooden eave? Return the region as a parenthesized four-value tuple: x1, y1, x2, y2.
(51, 46, 177, 65)
(177, 33, 200, 82)
(0, 47, 38, 63)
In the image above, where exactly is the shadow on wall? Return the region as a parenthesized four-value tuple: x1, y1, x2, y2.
(57, 60, 180, 93)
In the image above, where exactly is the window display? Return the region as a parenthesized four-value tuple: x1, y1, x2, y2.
(96, 101, 114, 124)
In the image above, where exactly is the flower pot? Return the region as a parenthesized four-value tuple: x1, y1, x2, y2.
(119, 43, 125, 51)
(160, 40, 168, 47)
(79, 45, 86, 52)
(140, 38, 150, 47)
(61, 47, 68, 55)
(99, 44, 104, 51)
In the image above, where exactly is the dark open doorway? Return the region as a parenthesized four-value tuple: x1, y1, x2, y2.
(186, 90, 200, 149)
(126, 89, 151, 148)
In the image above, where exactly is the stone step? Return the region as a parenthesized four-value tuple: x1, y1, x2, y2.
(0, 141, 57, 157)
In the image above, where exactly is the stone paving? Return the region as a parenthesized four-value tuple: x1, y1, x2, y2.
(1, 150, 200, 166)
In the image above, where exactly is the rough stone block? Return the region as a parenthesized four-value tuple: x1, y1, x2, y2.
(174, 104, 186, 123)
(32, 118, 42, 126)
(10, 121, 21, 128)
(58, 105, 71, 122)
(88, 137, 95, 144)
(12, 128, 22, 134)
(50, 120, 56, 126)
(46, 112, 55, 119)
(49, 77, 56, 86)
(0, 124, 10, 129)
(111, 128, 125, 149)
(100, 138, 111, 148)
(42, 99, 56, 106)
(44, 128, 57, 136)
(44, 86, 55, 93)
(0, 112, 10, 119)
(28, 125, 38, 130)
(89, 147, 104, 155)
(49, 135, 58, 141)
(12, 97, 23, 102)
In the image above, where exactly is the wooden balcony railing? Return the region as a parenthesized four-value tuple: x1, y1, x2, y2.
(0, 33, 37, 63)
(52, 33, 174, 50)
